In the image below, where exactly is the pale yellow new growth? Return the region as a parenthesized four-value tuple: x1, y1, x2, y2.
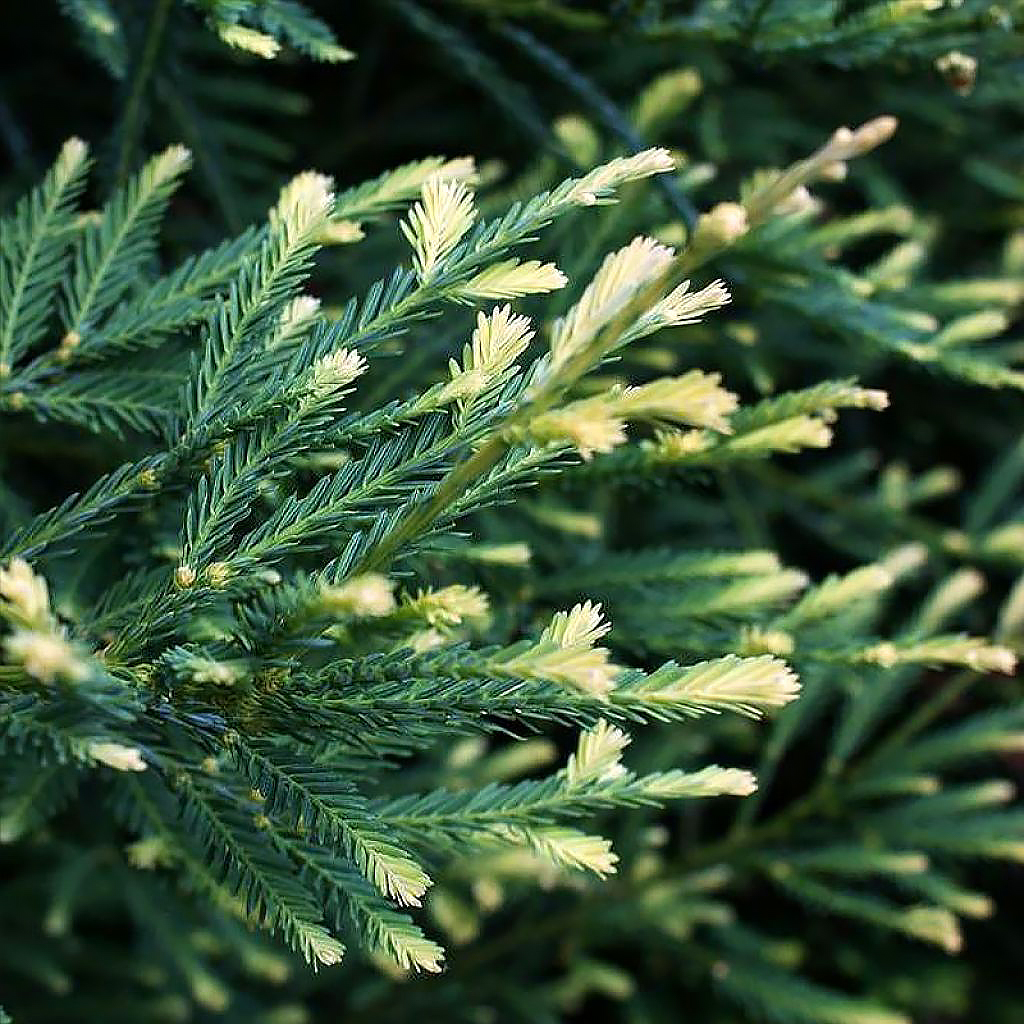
(406, 628, 447, 653)
(691, 202, 749, 252)
(566, 719, 630, 786)
(272, 171, 335, 233)
(727, 415, 834, 454)
(464, 542, 532, 567)
(56, 137, 89, 185)
(877, 852, 930, 875)
(774, 184, 822, 217)
(615, 371, 738, 432)
(567, 148, 676, 206)
(633, 69, 702, 135)
(947, 888, 995, 920)
(741, 116, 898, 227)
(3, 630, 89, 684)
(0, 558, 51, 625)
(527, 503, 603, 539)
(981, 522, 1024, 559)
(379, 156, 477, 206)
(738, 626, 796, 657)
(125, 837, 173, 869)
(382, 929, 445, 974)
(980, 839, 1024, 864)
(87, 741, 147, 773)
(696, 570, 810, 615)
(554, 115, 600, 166)
(173, 565, 197, 590)
(362, 839, 432, 908)
(404, 585, 490, 627)
(441, 305, 534, 403)
(543, 600, 613, 648)
(456, 259, 567, 301)
(402, 178, 476, 282)
(880, 543, 928, 580)
(323, 158, 475, 246)
(319, 574, 396, 618)
(654, 428, 713, 458)
(429, 156, 477, 184)
(527, 369, 737, 459)
(152, 144, 192, 184)
(525, 827, 618, 877)
(815, 1005, 910, 1024)
(826, 117, 900, 162)
(306, 931, 347, 969)
(849, 386, 890, 410)
(271, 295, 322, 349)
(646, 655, 801, 716)
(217, 24, 281, 59)
(642, 277, 732, 329)
(967, 780, 1017, 807)
(498, 602, 622, 696)
(527, 397, 627, 460)
(645, 766, 757, 799)
(934, 310, 1009, 348)
(319, 220, 366, 245)
(307, 348, 367, 398)
(550, 236, 675, 371)
(188, 658, 247, 687)
(785, 565, 894, 624)
(917, 568, 985, 634)
(997, 572, 1024, 641)
(860, 636, 1017, 675)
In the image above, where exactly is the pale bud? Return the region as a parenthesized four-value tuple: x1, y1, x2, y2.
(407, 585, 490, 628)
(936, 51, 978, 95)
(739, 626, 795, 657)
(307, 348, 367, 398)
(0, 558, 51, 624)
(205, 562, 232, 588)
(218, 24, 281, 59)
(56, 330, 81, 363)
(774, 185, 821, 217)
(174, 565, 197, 589)
(691, 202, 749, 253)
(4, 629, 89, 683)
(319, 574, 396, 618)
(88, 741, 147, 773)
(319, 220, 366, 245)
(817, 160, 848, 182)
(829, 117, 898, 159)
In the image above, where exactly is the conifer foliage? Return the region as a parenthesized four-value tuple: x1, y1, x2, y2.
(2, 3, 1024, 1023)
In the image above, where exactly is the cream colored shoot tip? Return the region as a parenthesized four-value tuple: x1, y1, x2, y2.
(569, 148, 676, 206)
(650, 278, 732, 326)
(457, 259, 567, 302)
(319, 574, 396, 618)
(217, 24, 281, 59)
(441, 305, 534, 402)
(402, 177, 476, 281)
(495, 601, 621, 696)
(306, 348, 367, 397)
(827, 116, 899, 161)
(0, 557, 51, 624)
(88, 741, 148, 772)
(273, 171, 335, 229)
(550, 236, 675, 368)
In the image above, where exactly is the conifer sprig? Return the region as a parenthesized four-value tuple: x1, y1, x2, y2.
(2, 78, 1022, 1024)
